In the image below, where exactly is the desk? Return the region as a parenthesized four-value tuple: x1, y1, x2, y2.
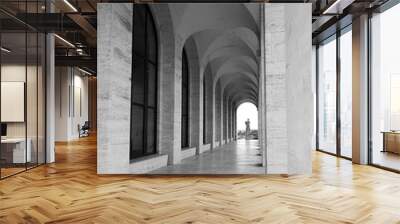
(382, 131, 400, 154)
(1, 138, 31, 163)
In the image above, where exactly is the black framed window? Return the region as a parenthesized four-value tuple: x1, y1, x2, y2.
(316, 25, 353, 160)
(369, 3, 400, 172)
(130, 4, 158, 160)
(181, 49, 189, 148)
(0, 1, 47, 180)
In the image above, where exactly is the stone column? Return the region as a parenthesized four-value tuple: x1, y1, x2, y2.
(160, 41, 183, 165)
(259, 4, 266, 168)
(189, 68, 201, 154)
(220, 89, 224, 145)
(233, 108, 236, 140)
(46, 24, 55, 163)
(264, 3, 312, 174)
(215, 83, 221, 147)
(97, 3, 132, 173)
(213, 81, 219, 147)
(230, 101, 233, 141)
(227, 98, 230, 142)
(284, 4, 313, 174)
(186, 39, 201, 154)
(206, 72, 215, 149)
(211, 82, 216, 149)
(226, 96, 229, 142)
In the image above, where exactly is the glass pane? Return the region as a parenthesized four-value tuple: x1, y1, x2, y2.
(131, 5, 158, 159)
(131, 105, 144, 159)
(371, 5, 400, 171)
(147, 11, 157, 63)
(318, 37, 337, 154)
(147, 63, 156, 107)
(1, 32, 27, 177)
(133, 4, 146, 58)
(27, 32, 38, 168)
(340, 29, 352, 158)
(146, 109, 156, 154)
(132, 59, 145, 104)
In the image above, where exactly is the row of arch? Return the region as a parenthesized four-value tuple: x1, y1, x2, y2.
(130, 3, 260, 163)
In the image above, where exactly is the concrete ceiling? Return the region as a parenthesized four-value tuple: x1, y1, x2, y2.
(168, 3, 260, 107)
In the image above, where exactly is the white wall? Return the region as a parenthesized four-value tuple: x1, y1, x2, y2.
(1, 64, 42, 138)
(1, 63, 46, 164)
(55, 67, 89, 141)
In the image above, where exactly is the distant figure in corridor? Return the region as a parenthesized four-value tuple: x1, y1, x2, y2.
(245, 119, 251, 140)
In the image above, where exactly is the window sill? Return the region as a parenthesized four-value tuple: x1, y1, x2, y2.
(129, 154, 168, 174)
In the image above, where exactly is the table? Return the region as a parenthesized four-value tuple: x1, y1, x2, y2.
(1, 138, 31, 163)
(382, 131, 400, 154)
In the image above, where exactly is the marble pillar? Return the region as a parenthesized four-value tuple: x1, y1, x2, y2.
(97, 3, 132, 174)
(352, 14, 369, 165)
(219, 84, 224, 146)
(285, 4, 313, 174)
(46, 32, 55, 163)
(186, 39, 202, 155)
(263, 3, 313, 174)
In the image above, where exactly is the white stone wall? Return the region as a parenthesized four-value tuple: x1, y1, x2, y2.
(97, 3, 133, 174)
(262, 3, 313, 174)
(185, 37, 202, 154)
(55, 67, 89, 142)
(285, 4, 313, 174)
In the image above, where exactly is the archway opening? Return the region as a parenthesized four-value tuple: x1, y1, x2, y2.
(236, 102, 258, 140)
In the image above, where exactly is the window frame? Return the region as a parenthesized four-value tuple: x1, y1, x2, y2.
(315, 24, 353, 161)
(368, 1, 400, 173)
(130, 4, 158, 160)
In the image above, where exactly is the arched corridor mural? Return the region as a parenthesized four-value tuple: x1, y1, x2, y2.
(97, 3, 313, 175)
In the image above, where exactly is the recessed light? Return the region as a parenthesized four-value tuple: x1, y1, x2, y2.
(54, 34, 75, 48)
(1, 47, 11, 53)
(63, 0, 78, 12)
(78, 67, 93, 76)
(322, 0, 354, 15)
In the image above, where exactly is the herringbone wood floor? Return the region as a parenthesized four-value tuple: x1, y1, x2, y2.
(1, 135, 400, 224)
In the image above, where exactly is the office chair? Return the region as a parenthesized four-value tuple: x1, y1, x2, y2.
(79, 121, 90, 138)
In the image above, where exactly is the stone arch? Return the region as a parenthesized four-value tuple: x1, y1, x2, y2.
(174, 3, 259, 43)
(223, 80, 258, 103)
(219, 73, 258, 96)
(148, 4, 181, 164)
(182, 36, 202, 154)
(200, 27, 259, 65)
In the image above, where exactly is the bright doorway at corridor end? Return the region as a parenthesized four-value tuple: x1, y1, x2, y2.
(236, 103, 258, 140)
